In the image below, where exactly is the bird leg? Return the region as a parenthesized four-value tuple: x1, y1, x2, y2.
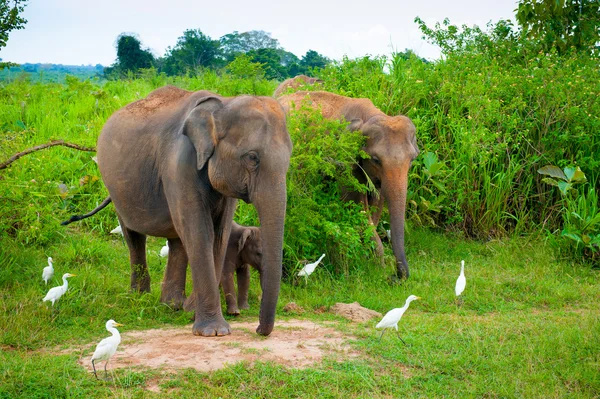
(92, 359, 98, 379)
(104, 360, 110, 380)
(379, 329, 386, 340)
(395, 331, 408, 346)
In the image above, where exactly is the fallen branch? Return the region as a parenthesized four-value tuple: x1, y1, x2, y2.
(0, 140, 97, 170)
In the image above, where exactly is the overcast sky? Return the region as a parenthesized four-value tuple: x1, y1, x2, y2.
(2, 0, 519, 66)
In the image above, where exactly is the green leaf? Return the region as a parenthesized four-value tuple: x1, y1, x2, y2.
(423, 152, 438, 171)
(538, 165, 566, 181)
(541, 177, 559, 187)
(564, 166, 587, 183)
(561, 231, 583, 244)
(557, 181, 571, 196)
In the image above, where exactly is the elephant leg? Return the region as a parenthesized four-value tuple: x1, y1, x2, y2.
(122, 226, 150, 292)
(237, 265, 251, 310)
(160, 238, 187, 310)
(221, 268, 239, 315)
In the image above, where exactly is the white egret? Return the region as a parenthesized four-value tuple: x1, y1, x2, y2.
(42, 273, 76, 306)
(42, 257, 54, 285)
(91, 319, 124, 380)
(376, 295, 421, 343)
(159, 241, 169, 257)
(110, 224, 123, 235)
(297, 253, 325, 278)
(455, 260, 466, 303)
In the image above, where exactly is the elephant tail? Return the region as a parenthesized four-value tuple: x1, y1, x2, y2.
(61, 196, 112, 225)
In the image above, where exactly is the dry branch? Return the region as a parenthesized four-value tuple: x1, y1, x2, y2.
(0, 140, 97, 170)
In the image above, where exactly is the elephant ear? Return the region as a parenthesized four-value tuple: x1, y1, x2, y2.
(238, 229, 252, 254)
(348, 118, 363, 132)
(183, 96, 224, 170)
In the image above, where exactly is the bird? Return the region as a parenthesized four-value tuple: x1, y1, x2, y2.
(455, 260, 466, 303)
(91, 319, 124, 380)
(42, 257, 54, 285)
(110, 224, 123, 235)
(376, 295, 421, 343)
(42, 273, 76, 306)
(160, 241, 169, 257)
(297, 253, 325, 278)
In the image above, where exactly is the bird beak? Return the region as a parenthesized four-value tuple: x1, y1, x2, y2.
(115, 323, 124, 326)
(70, 274, 77, 277)
(415, 296, 421, 300)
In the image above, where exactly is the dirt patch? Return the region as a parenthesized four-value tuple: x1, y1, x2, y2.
(330, 302, 382, 322)
(79, 319, 357, 374)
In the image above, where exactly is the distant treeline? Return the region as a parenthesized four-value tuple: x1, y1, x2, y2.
(103, 29, 330, 81)
(0, 63, 103, 83)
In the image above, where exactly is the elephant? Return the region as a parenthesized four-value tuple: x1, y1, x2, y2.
(278, 91, 419, 279)
(272, 75, 324, 98)
(95, 85, 292, 336)
(221, 221, 263, 315)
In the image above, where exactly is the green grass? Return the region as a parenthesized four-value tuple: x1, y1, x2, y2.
(1, 228, 598, 398)
(0, 69, 598, 398)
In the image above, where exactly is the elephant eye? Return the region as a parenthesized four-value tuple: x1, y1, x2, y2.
(371, 156, 381, 165)
(245, 151, 260, 166)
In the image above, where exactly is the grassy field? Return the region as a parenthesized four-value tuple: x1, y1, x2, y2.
(1, 226, 598, 398)
(0, 72, 598, 398)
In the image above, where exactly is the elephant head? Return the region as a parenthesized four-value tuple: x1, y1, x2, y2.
(238, 226, 263, 274)
(350, 114, 419, 279)
(184, 95, 292, 335)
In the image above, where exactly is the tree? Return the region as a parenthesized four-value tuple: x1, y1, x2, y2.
(0, 0, 27, 49)
(220, 30, 280, 62)
(246, 48, 288, 80)
(162, 29, 221, 75)
(300, 50, 329, 73)
(115, 34, 155, 72)
(516, 0, 600, 55)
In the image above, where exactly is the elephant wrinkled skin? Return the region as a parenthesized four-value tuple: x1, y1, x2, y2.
(278, 91, 418, 279)
(97, 85, 292, 336)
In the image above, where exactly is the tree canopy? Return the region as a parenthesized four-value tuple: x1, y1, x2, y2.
(0, 0, 28, 49)
(516, 0, 600, 55)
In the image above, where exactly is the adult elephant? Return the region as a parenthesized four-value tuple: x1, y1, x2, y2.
(278, 91, 418, 279)
(97, 85, 292, 336)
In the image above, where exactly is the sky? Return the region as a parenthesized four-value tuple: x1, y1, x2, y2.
(1, 0, 519, 66)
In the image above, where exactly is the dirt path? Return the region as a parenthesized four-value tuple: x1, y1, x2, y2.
(79, 319, 359, 373)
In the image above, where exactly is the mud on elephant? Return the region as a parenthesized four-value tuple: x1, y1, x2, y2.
(278, 91, 418, 279)
(221, 221, 263, 315)
(272, 75, 324, 98)
(96, 85, 292, 336)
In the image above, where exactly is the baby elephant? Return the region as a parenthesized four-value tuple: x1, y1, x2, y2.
(221, 222, 263, 315)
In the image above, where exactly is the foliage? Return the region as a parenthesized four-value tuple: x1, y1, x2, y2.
(104, 34, 155, 78)
(161, 29, 222, 75)
(219, 30, 280, 62)
(0, 0, 27, 49)
(284, 102, 374, 275)
(539, 165, 599, 262)
(225, 54, 265, 80)
(320, 19, 600, 250)
(516, 0, 600, 55)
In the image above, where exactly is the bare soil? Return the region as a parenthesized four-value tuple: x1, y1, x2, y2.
(330, 302, 382, 322)
(79, 319, 358, 373)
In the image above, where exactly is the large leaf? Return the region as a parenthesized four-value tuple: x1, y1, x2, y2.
(557, 181, 572, 196)
(538, 165, 566, 181)
(541, 177, 559, 187)
(561, 230, 583, 244)
(423, 152, 438, 171)
(563, 166, 587, 183)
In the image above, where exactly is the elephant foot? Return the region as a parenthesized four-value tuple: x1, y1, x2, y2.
(256, 322, 274, 336)
(239, 302, 250, 310)
(226, 307, 241, 316)
(130, 282, 151, 293)
(160, 290, 186, 310)
(193, 318, 231, 336)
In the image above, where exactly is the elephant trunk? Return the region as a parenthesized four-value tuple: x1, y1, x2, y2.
(253, 178, 287, 336)
(381, 164, 410, 279)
